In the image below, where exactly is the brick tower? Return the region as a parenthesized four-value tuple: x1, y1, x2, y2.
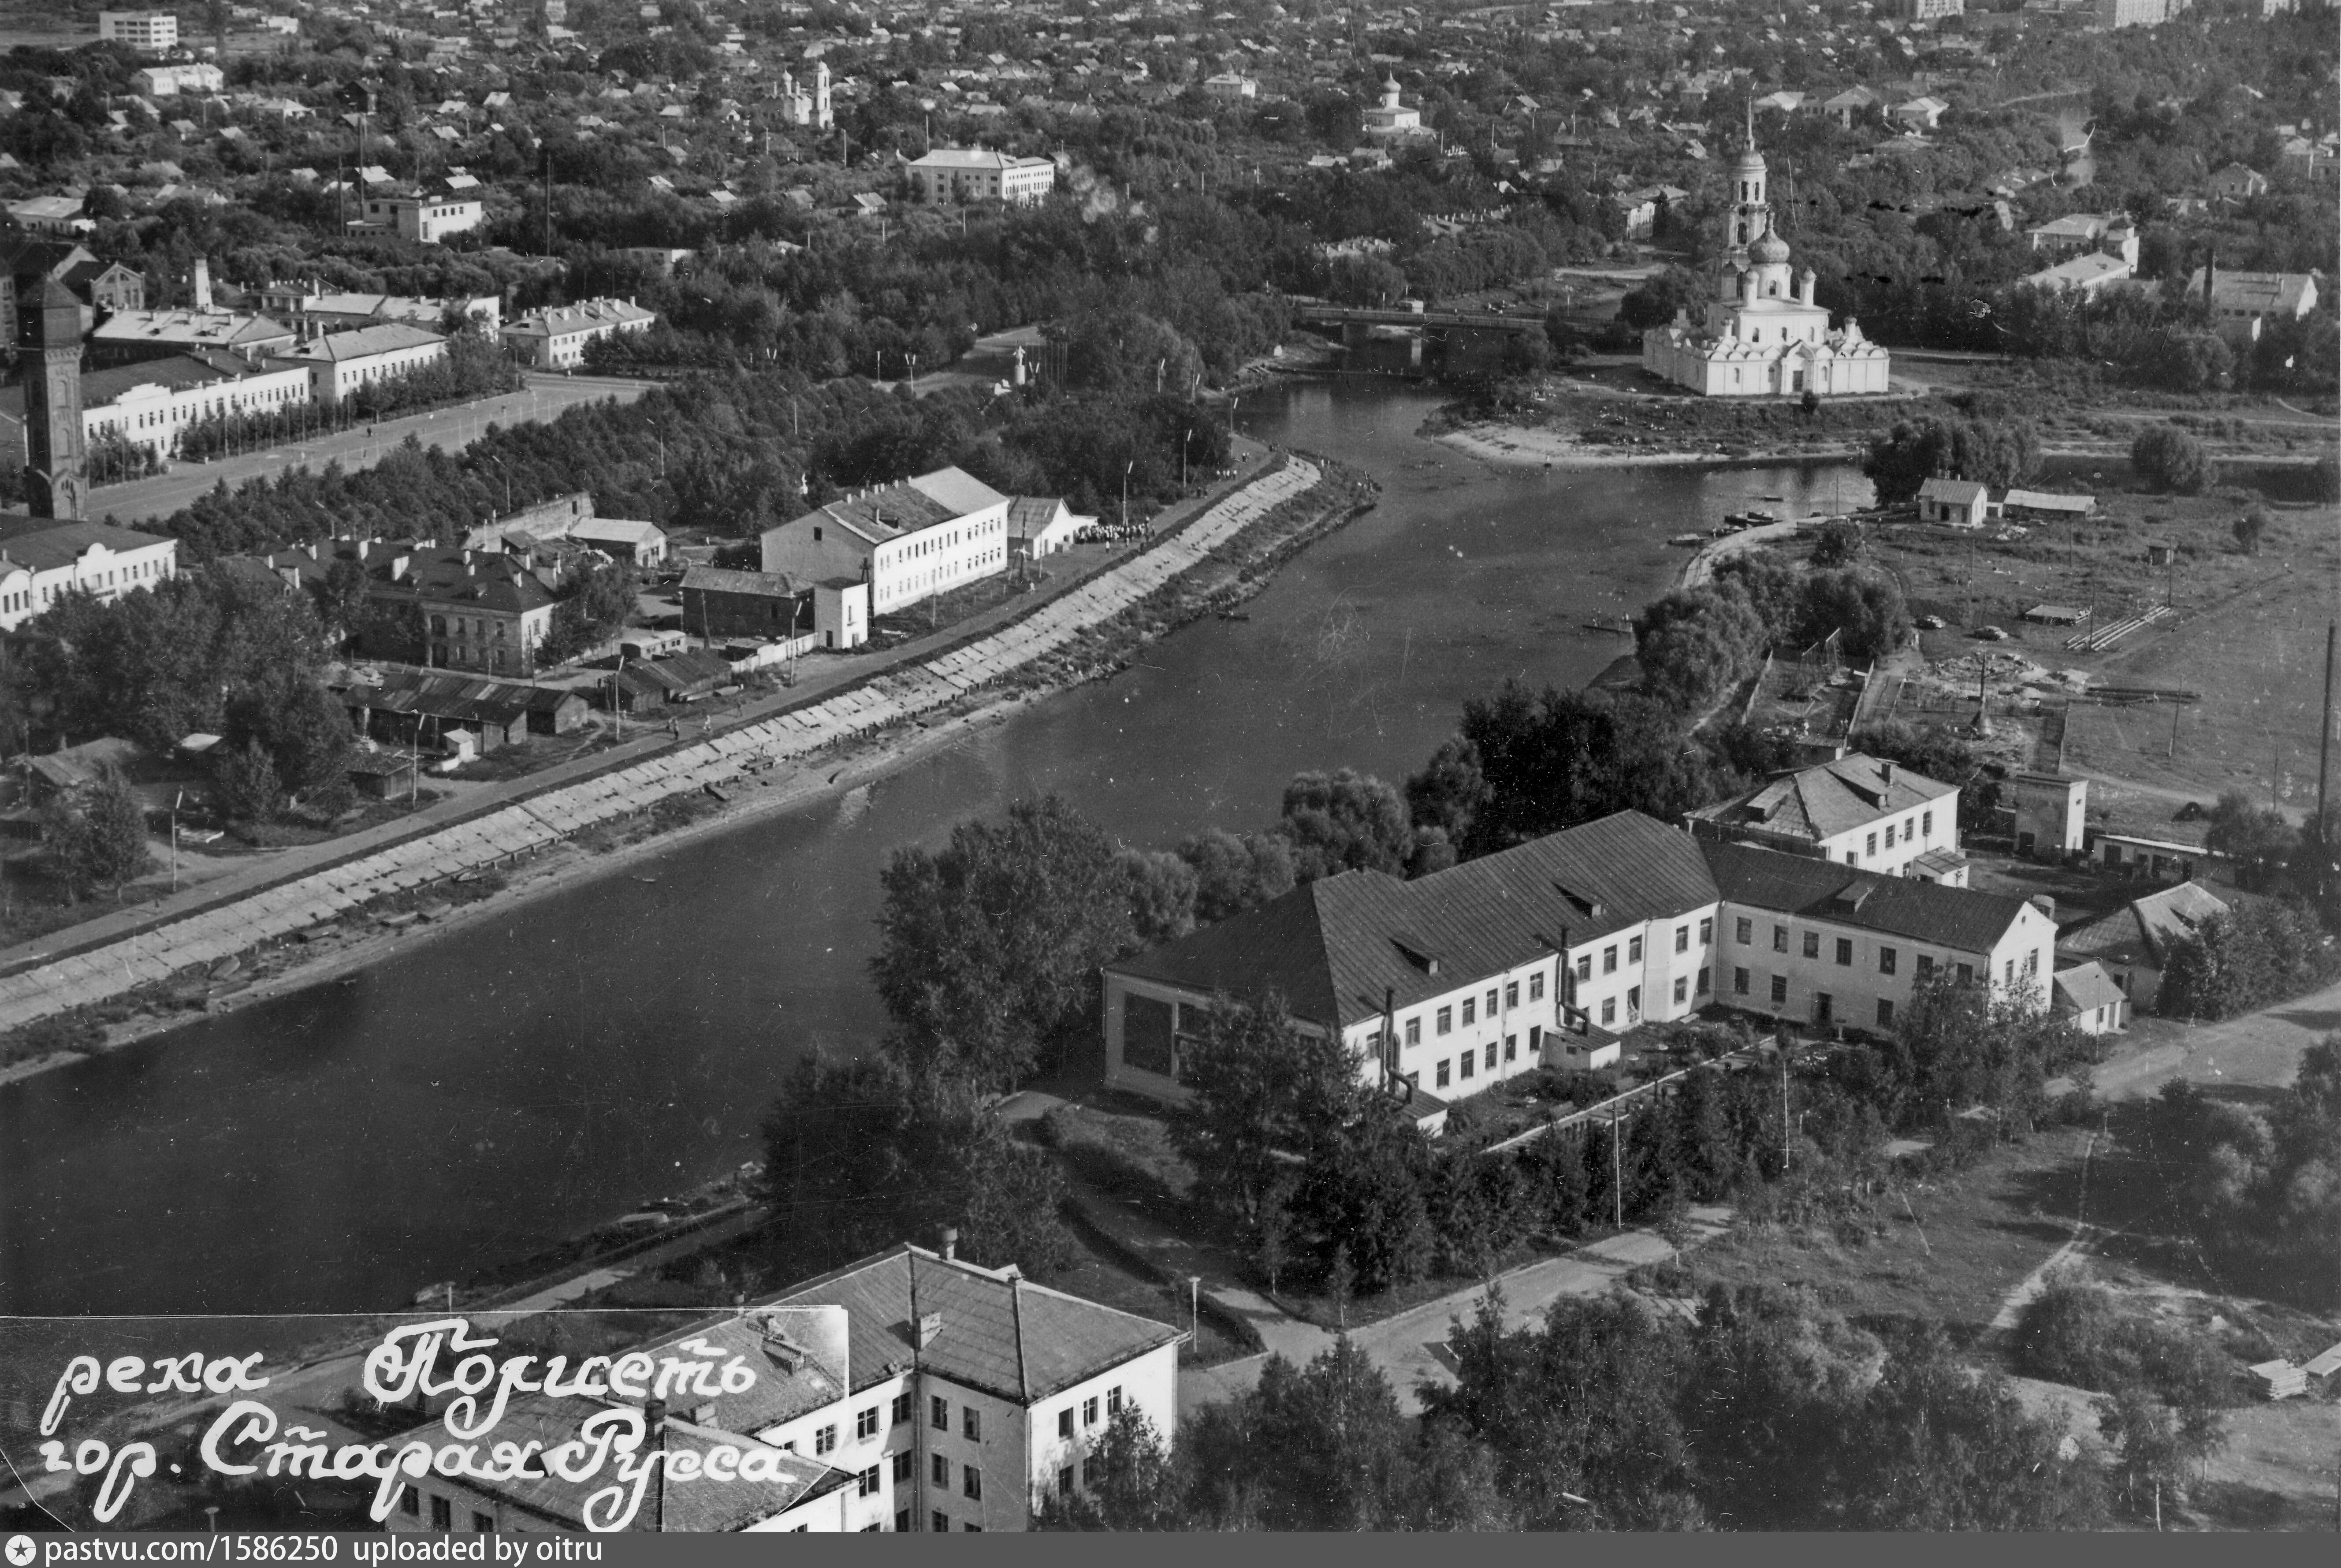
(15, 272, 86, 520)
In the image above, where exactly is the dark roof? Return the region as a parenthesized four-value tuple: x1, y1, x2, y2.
(1700, 839, 2030, 953)
(774, 1245, 1178, 1404)
(340, 669, 579, 728)
(681, 565, 803, 598)
(0, 518, 175, 571)
(2057, 882, 2227, 967)
(1112, 811, 1721, 1030)
(394, 549, 560, 612)
(1685, 752, 1959, 843)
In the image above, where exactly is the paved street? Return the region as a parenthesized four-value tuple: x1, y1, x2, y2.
(1180, 1207, 1732, 1418)
(74, 374, 658, 526)
(0, 452, 1321, 1031)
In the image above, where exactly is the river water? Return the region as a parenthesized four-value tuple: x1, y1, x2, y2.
(0, 381, 1868, 1316)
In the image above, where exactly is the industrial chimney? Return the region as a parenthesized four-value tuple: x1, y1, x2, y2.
(193, 257, 212, 312)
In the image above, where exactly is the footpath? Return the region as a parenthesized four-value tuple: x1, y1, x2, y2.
(0, 449, 1321, 1033)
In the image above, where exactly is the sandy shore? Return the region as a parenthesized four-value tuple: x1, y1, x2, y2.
(1435, 419, 1863, 470)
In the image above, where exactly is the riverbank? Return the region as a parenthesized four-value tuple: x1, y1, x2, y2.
(1437, 418, 1865, 470)
(0, 456, 1373, 1084)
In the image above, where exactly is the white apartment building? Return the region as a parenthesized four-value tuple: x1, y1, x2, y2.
(378, 1243, 1180, 1534)
(905, 147, 1057, 205)
(269, 321, 447, 406)
(761, 468, 1015, 618)
(1685, 752, 1966, 882)
(500, 297, 657, 369)
(359, 191, 486, 245)
(0, 520, 179, 633)
(74, 354, 310, 461)
(1104, 809, 2055, 1108)
(98, 11, 178, 50)
(133, 62, 222, 96)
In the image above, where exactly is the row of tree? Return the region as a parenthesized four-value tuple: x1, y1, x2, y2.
(1046, 1281, 2119, 1531)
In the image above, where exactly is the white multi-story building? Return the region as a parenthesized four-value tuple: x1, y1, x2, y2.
(1104, 809, 2056, 1108)
(74, 352, 311, 461)
(269, 320, 448, 406)
(358, 190, 486, 245)
(376, 1243, 1180, 1534)
(905, 148, 1057, 205)
(0, 520, 179, 632)
(1684, 752, 1966, 881)
(500, 297, 657, 369)
(132, 62, 221, 95)
(98, 11, 178, 51)
(761, 467, 1016, 619)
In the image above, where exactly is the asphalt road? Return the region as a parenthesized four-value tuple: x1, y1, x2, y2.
(79, 373, 660, 526)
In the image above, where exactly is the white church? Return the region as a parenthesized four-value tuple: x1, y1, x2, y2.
(777, 61, 832, 131)
(1641, 132, 1891, 398)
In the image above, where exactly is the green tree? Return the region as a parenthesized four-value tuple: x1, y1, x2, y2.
(872, 796, 1138, 1090)
(1633, 585, 1769, 714)
(213, 741, 283, 825)
(2231, 503, 2270, 556)
(1175, 827, 1296, 924)
(1033, 1405, 1186, 1531)
(1169, 993, 1361, 1232)
(2129, 425, 2217, 495)
(1274, 767, 1414, 882)
(1292, 1098, 1437, 1294)
(540, 560, 637, 665)
(1799, 567, 1908, 662)
(2204, 788, 2297, 889)
(1118, 847, 1197, 947)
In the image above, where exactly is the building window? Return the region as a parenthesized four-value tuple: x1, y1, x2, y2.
(1059, 1466, 1075, 1497)
(1879, 947, 1897, 976)
(1915, 954, 1934, 980)
(1485, 988, 1499, 1014)
(1108, 1388, 1123, 1414)
(1603, 946, 1618, 975)
(931, 1454, 949, 1487)
(931, 1397, 949, 1431)
(1884, 824, 1897, 848)
(2005, 960, 2016, 986)
(1529, 972, 1545, 1000)
(815, 1425, 837, 1456)
(1770, 975, 1788, 1005)
(1815, 993, 1834, 1024)
(1460, 997, 1475, 1025)
(1835, 939, 1853, 967)
(1082, 1454, 1099, 1486)
(1628, 936, 1644, 963)
(1574, 956, 1591, 983)
(1058, 1408, 1074, 1439)
(962, 1466, 982, 1501)
(1083, 1396, 1099, 1426)
(1627, 985, 1641, 1018)
(932, 1512, 949, 1534)
(1505, 981, 1519, 1008)
(1405, 1017, 1421, 1047)
(400, 1489, 419, 1518)
(1922, 810, 1933, 838)
(1437, 1006, 1452, 1035)
(892, 1393, 912, 1425)
(1957, 962, 1975, 985)
(1436, 1058, 1451, 1088)
(1773, 925, 1788, 953)
(1673, 976, 1687, 1005)
(893, 1452, 913, 1483)
(430, 1497, 451, 1531)
(1674, 927, 1689, 954)
(963, 1408, 981, 1442)
(856, 1407, 880, 1440)
(1803, 932, 1820, 959)
(1867, 832, 1878, 857)
(1459, 1049, 1474, 1080)
(1877, 999, 1895, 1029)
(1699, 917, 1713, 945)
(857, 1465, 882, 1498)
(1600, 997, 1616, 1024)
(1505, 1034, 1517, 1061)
(472, 1513, 493, 1534)
(1733, 968, 1749, 995)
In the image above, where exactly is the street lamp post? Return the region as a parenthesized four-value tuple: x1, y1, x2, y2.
(1121, 460, 1132, 533)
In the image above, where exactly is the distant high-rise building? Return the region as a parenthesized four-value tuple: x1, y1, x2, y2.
(1899, 0, 1965, 18)
(97, 11, 179, 52)
(2094, 0, 2190, 26)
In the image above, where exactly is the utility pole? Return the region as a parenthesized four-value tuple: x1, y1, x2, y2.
(2319, 621, 2337, 908)
(1610, 1106, 1624, 1231)
(1780, 1047, 1792, 1176)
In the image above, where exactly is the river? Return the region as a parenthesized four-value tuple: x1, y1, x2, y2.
(0, 381, 1869, 1317)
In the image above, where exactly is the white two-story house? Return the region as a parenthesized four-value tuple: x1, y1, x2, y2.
(761, 468, 1017, 620)
(1685, 752, 1966, 882)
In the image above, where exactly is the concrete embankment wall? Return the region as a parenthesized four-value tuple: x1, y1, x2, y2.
(0, 459, 1324, 1033)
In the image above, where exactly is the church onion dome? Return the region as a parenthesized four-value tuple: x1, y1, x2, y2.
(1752, 230, 1791, 265)
(1732, 143, 1766, 172)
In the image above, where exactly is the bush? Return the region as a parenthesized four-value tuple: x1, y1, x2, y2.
(2129, 426, 2217, 495)
(2013, 1278, 2229, 1406)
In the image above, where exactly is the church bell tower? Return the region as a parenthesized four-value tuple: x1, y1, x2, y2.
(15, 272, 87, 521)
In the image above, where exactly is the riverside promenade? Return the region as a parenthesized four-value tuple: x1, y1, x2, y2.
(0, 456, 1323, 1033)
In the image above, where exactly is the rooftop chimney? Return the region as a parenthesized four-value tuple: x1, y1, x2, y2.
(939, 1226, 958, 1262)
(1880, 760, 1895, 786)
(2029, 894, 2057, 924)
(643, 1397, 667, 1435)
(916, 1311, 944, 1350)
